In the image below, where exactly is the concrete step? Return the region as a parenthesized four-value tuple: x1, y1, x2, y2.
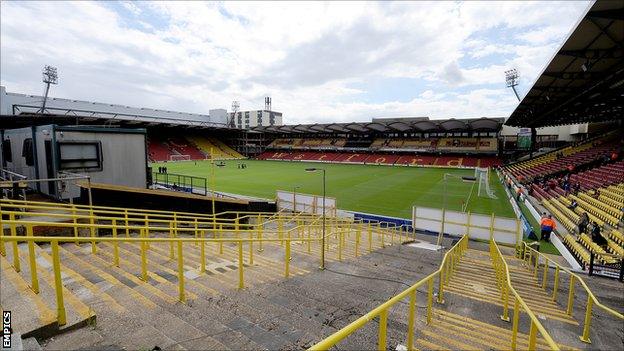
(1, 243, 93, 340)
(96, 241, 324, 349)
(1, 255, 57, 339)
(414, 308, 579, 351)
(49, 243, 254, 350)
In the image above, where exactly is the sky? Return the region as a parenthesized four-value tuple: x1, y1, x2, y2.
(0, 1, 591, 124)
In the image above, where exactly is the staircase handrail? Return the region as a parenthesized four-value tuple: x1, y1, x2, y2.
(309, 235, 469, 350)
(522, 242, 624, 343)
(490, 239, 560, 350)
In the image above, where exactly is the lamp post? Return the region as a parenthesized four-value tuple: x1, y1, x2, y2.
(293, 185, 300, 213)
(305, 168, 325, 270)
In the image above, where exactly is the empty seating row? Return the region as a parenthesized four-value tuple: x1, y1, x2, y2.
(563, 234, 591, 267)
(606, 229, 624, 246)
(186, 136, 243, 159)
(257, 151, 501, 167)
(506, 132, 621, 181)
(607, 240, 624, 257)
(269, 138, 347, 148)
(578, 192, 622, 220)
(268, 137, 497, 153)
(578, 234, 619, 264)
(569, 194, 619, 227)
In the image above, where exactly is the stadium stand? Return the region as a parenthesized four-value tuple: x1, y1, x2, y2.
(506, 135, 620, 181)
(148, 135, 242, 161)
(167, 137, 206, 160)
(268, 136, 498, 153)
(147, 136, 174, 162)
(187, 135, 243, 159)
(259, 150, 501, 167)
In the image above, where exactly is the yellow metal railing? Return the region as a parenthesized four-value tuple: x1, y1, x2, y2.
(521, 242, 624, 344)
(490, 240, 560, 350)
(0, 208, 412, 327)
(309, 235, 469, 350)
(0, 198, 323, 227)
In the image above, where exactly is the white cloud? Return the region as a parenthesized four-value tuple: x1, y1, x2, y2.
(0, 1, 590, 124)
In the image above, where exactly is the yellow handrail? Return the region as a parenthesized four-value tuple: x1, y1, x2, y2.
(0, 213, 406, 329)
(521, 242, 624, 343)
(309, 235, 469, 350)
(0, 199, 321, 223)
(490, 240, 560, 350)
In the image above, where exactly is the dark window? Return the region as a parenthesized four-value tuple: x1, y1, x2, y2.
(22, 138, 34, 166)
(2, 139, 12, 162)
(57, 141, 103, 171)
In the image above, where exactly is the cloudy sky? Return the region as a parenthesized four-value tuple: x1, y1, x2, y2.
(1, 1, 590, 124)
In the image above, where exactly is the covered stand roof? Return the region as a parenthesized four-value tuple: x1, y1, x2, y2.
(253, 117, 505, 135)
(506, 1, 624, 127)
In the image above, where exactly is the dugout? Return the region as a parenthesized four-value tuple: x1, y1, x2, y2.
(1, 125, 148, 201)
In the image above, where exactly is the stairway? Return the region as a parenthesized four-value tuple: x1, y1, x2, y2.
(413, 248, 580, 351)
(1, 223, 409, 349)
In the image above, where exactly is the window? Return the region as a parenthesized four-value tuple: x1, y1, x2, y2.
(2, 139, 12, 162)
(58, 141, 102, 171)
(22, 138, 34, 166)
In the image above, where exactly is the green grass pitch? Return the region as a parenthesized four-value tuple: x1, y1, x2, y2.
(152, 159, 515, 219)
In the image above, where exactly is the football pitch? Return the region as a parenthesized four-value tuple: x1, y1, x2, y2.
(152, 160, 515, 219)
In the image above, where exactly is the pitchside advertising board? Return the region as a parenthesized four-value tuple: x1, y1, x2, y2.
(517, 128, 532, 149)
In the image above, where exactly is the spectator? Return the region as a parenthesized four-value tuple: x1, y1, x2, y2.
(563, 182, 571, 195)
(591, 222, 607, 247)
(568, 200, 578, 210)
(540, 215, 556, 242)
(611, 151, 619, 162)
(573, 183, 581, 195)
(516, 186, 523, 201)
(567, 164, 574, 173)
(578, 212, 589, 235)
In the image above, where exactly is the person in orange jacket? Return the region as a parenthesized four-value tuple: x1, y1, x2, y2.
(540, 215, 556, 242)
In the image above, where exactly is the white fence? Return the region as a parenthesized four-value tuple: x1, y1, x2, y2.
(276, 190, 337, 216)
(412, 206, 521, 245)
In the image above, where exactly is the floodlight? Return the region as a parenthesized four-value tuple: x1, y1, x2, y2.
(42, 65, 58, 85)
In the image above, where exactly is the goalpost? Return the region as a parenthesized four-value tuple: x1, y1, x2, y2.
(475, 167, 497, 199)
(170, 154, 191, 162)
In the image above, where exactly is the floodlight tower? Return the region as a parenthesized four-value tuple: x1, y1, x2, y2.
(230, 101, 240, 128)
(40, 65, 58, 114)
(505, 68, 520, 102)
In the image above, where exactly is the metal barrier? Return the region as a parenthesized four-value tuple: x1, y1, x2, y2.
(588, 251, 624, 281)
(521, 242, 624, 343)
(0, 199, 335, 232)
(490, 239, 560, 350)
(309, 235, 469, 350)
(151, 171, 207, 196)
(0, 206, 411, 328)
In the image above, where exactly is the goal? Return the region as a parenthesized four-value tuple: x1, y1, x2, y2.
(475, 167, 497, 199)
(170, 154, 191, 162)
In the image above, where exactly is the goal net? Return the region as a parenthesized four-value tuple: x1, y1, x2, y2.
(170, 154, 191, 161)
(475, 167, 497, 199)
